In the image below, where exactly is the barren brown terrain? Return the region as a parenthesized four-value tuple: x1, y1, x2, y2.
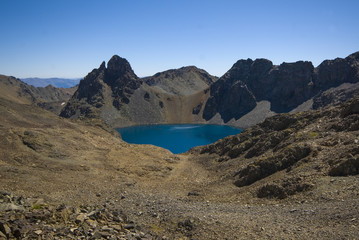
(0, 73, 359, 239)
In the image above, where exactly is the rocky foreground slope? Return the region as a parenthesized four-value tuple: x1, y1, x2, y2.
(0, 68, 359, 238)
(191, 94, 359, 199)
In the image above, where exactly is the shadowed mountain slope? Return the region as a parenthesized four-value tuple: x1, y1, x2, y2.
(203, 52, 359, 124)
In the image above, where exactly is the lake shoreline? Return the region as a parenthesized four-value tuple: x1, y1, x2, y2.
(117, 124, 242, 154)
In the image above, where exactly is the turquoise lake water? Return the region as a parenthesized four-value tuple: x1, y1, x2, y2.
(117, 124, 242, 154)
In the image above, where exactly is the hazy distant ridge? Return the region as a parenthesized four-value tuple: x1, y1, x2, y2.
(21, 77, 81, 88)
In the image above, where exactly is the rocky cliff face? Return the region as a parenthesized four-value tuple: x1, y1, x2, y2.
(203, 73, 257, 122)
(314, 52, 359, 90)
(203, 52, 359, 124)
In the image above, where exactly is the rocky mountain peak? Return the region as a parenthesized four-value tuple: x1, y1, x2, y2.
(60, 55, 143, 119)
(105, 55, 137, 85)
(99, 61, 106, 71)
(251, 58, 273, 73)
(177, 65, 199, 72)
(224, 59, 253, 81)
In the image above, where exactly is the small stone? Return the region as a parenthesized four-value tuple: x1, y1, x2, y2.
(96, 193, 101, 197)
(56, 204, 66, 211)
(124, 224, 135, 230)
(87, 211, 97, 218)
(86, 219, 98, 228)
(75, 213, 87, 224)
(113, 216, 124, 222)
(101, 226, 114, 232)
(91, 231, 102, 239)
(100, 231, 111, 238)
(134, 233, 142, 240)
(12, 228, 21, 238)
(0, 223, 11, 237)
(111, 224, 123, 232)
(188, 191, 200, 196)
(34, 230, 42, 235)
(0, 231, 6, 238)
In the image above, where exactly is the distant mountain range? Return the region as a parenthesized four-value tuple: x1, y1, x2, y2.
(21, 77, 81, 88)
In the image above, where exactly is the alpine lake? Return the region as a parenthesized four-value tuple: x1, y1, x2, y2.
(117, 124, 242, 154)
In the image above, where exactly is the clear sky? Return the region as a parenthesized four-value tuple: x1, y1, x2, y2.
(0, 0, 358, 78)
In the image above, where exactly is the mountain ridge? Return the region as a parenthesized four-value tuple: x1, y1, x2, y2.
(203, 51, 359, 124)
(143, 65, 218, 95)
(60, 51, 359, 128)
(0, 74, 76, 114)
(60, 57, 216, 127)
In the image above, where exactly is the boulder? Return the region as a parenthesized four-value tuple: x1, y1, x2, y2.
(329, 157, 359, 176)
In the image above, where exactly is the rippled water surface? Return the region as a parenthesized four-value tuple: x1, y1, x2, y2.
(117, 124, 242, 154)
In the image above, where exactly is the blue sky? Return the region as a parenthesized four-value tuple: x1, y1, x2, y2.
(0, 0, 358, 78)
